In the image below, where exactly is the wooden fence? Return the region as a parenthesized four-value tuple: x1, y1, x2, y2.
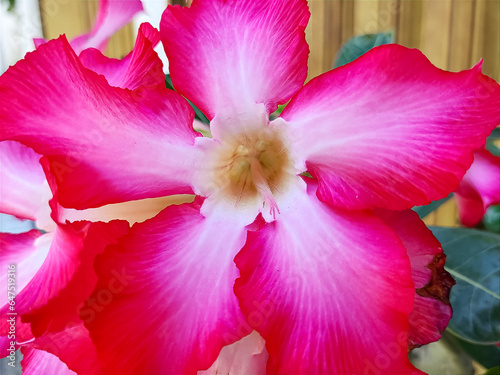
(39, 0, 500, 227)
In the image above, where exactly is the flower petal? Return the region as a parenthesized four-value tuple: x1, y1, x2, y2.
(79, 22, 164, 90)
(234, 182, 421, 374)
(23, 220, 129, 339)
(199, 331, 268, 375)
(0, 36, 199, 209)
(376, 209, 454, 348)
(0, 227, 80, 348)
(24, 322, 101, 375)
(0, 230, 45, 348)
(0, 141, 49, 221)
(281, 44, 500, 211)
(86, 200, 250, 375)
(21, 348, 77, 375)
(456, 148, 500, 226)
(70, 0, 143, 54)
(160, 0, 309, 123)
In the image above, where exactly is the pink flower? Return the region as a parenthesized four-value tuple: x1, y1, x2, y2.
(455, 147, 500, 227)
(1, 0, 500, 373)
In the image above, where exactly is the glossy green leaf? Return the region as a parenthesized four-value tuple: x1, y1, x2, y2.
(333, 32, 394, 68)
(487, 128, 500, 156)
(412, 194, 453, 219)
(164, 74, 209, 124)
(452, 334, 500, 369)
(483, 205, 500, 234)
(431, 227, 500, 345)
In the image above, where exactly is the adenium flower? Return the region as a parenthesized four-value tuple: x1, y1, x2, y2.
(1, 0, 500, 374)
(454, 147, 500, 227)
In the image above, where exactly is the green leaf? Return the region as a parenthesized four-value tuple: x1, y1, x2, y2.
(485, 367, 500, 375)
(431, 227, 500, 345)
(164, 74, 175, 91)
(412, 194, 452, 219)
(487, 128, 500, 156)
(333, 32, 394, 68)
(453, 335, 500, 369)
(483, 205, 500, 234)
(164, 74, 210, 124)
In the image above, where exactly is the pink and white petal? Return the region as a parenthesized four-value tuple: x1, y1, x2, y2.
(0, 227, 79, 345)
(0, 141, 49, 221)
(24, 322, 101, 375)
(0, 219, 127, 355)
(199, 331, 268, 375)
(70, 0, 143, 54)
(23, 220, 129, 338)
(79, 22, 164, 90)
(0, 230, 46, 349)
(0, 36, 199, 209)
(21, 348, 77, 375)
(281, 44, 500, 211)
(234, 182, 422, 375)
(86, 200, 250, 375)
(376, 209, 454, 348)
(456, 148, 500, 226)
(160, 0, 309, 125)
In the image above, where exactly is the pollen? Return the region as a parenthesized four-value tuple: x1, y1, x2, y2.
(213, 127, 292, 216)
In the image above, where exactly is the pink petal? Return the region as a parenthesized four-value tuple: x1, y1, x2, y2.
(79, 22, 164, 90)
(199, 331, 268, 375)
(160, 0, 309, 123)
(21, 348, 77, 375)
(70, 0, 143, 54)
(376, 209, 454, 348)
(0, 141, 49, 221)
(24, 322, 101, 375)
(23, 220, 129, 338)
(0, 230, 46, 348)
(456, 148, 500, 226)
(0, 219, 128, 358)
(234, 183, 422, 374)
(0, 227, 80, 347)
(86, 200, 250, 375)
(0, 36, 199, 209)
(281, 44, 500, 211)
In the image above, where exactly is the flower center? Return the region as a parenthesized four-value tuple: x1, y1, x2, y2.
(214, 127, 292, 218)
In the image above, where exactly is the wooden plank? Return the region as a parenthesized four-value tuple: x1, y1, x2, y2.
(341, 0, 355, 44)
(40, 0, 93, 41)
(448, 0, 475, 72)
(306, 1, 327, 80)
(378, 0, 399, 31)
(353, 0, 380, 35)
(420, 0, 453, 69)
(471, 0, 486, 65)
(322, 0, 343, 71)
(396, 0, 423, 48)
(433, 198, 460, 227)
(481, 0, 500, 81)
(472, 0, 500, 80)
